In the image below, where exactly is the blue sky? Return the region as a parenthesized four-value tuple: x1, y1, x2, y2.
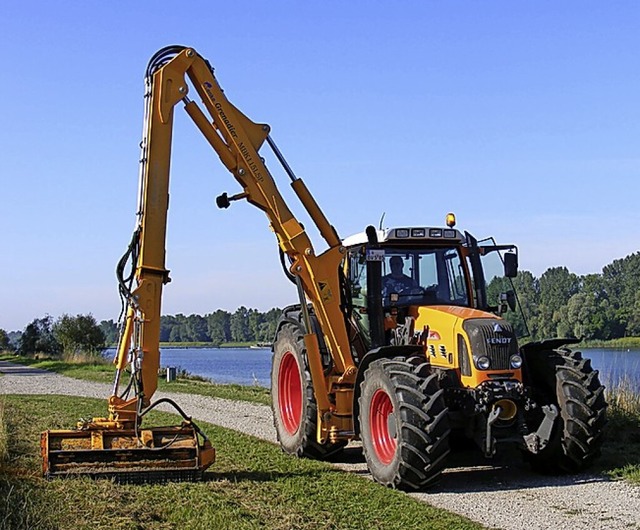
(1, 2, 638, 331)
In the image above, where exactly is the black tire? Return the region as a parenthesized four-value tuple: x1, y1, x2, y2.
(524, 348, 607, 473)
(358, 356, 450, 490)
(271, 322, 345, 459)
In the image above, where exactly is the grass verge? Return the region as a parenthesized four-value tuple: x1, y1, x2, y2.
(577, 336, 640, 349)
(0, 399, 7, 464)
(596, 379, 640, 483)
(0, 394, 482, 530)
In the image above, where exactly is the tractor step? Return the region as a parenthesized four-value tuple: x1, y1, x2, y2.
(41, 425, 215, 484)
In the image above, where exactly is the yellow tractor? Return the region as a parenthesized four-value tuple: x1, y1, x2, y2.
(42, 46, 606, 488)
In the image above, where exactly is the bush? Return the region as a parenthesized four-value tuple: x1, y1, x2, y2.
(0, 329, 13, 352)
(53, 314, 106, 359)
(18, 316, 60, 357)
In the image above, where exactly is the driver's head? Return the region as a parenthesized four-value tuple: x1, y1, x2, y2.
(390, 256, 404, 275)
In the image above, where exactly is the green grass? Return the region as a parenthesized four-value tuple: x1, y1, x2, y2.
(0, 395, 482, 530)
(0, 399, 7, 463)
(595, 379, 640, 484)
(577, 336, 640, 349)
(156, 378, 271, 405)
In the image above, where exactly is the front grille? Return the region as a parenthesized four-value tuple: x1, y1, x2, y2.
(463, 319, 518, 370)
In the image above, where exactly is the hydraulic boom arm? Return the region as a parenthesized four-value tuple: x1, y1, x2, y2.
(113, 46, 356, 436)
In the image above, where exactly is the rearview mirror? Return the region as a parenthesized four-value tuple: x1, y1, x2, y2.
(504, 252, 518, 278)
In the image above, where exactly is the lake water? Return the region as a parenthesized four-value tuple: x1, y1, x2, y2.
(159, 347, 273, 387)
(105, 347, 273, 387)
(105, 347, 640, 391)
(582, 348, 640, 391)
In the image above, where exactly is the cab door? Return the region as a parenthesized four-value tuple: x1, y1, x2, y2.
(347, 246, 372, 349)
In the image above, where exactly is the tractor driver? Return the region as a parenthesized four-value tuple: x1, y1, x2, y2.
(383, 256, 418, 299)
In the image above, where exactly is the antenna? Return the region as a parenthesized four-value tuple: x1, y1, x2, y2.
(378, 212, 386, 230)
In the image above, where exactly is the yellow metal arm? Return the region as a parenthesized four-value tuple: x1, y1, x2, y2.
(111, 46, 356, 428)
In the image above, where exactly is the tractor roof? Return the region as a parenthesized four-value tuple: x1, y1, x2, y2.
(342, 226, 465, 248)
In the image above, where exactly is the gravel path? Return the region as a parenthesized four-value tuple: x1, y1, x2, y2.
(1, 360, 639, 530)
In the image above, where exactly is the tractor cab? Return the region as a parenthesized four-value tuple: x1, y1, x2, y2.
(343, 216, 520, 354)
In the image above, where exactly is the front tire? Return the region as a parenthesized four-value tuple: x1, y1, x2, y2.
(271, 322, 345, 459)
(358, 356, 450, 490)
(524, 348, 607, 473)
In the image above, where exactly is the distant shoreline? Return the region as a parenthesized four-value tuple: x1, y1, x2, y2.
(576, 337, 640, 349)
(104, 337, 640, 351)
(105, 342, 272, 350)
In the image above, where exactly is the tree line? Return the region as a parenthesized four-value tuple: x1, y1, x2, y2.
(99, 306, 282, 346)
(490, 252, 640, 341)
(2, 251, 638, 356)
(0, 314, 107, 359)
(0, 307, 284, 357)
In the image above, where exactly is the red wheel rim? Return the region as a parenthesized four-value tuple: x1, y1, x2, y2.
(278, 351, 303, 435)
(370, 389, 396, 464)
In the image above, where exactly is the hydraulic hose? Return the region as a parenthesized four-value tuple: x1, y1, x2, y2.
(279, 246, 297, 284)
(145, 45, 187, 78)
(135, 397, 212, 451)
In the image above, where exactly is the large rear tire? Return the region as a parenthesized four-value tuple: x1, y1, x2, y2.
(271, 322, 345, 459)
(524, 348, 607, 473)
(358, 356, 450, 490)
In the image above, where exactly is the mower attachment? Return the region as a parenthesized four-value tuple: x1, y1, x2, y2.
(41, 423, 215, 483)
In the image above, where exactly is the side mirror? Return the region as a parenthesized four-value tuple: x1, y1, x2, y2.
(498, 290, 517, 313)
(504, 252, 518, 278)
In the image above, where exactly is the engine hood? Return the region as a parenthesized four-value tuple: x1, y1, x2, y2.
(412, 305, 519, 380)
(413, 305, 497, 343)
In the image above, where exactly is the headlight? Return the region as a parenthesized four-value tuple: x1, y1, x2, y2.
(476, 356, 491, 370)
(510, 354, 523, 369)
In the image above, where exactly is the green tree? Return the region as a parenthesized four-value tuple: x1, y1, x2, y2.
(53, 314, 106, 358)
(18, 316, 60, 357)
(99, 319, 119, 344)
(7, 331, 22, 349)
(628, 291, 640, 337)
(602, 252, 640, 337)
(186, 314, 210, 342)
(510, 270, 539, 338)
(230, 306, 250, 342)
(261, 307, 281, 343)
(160, 315, 177, 342)
(247, 309, 263, 342)
(554, 292, 603, 340)
(577, 274, 616, 339)
(206, 310, 231, 344)
(168, 325, 183, 342)
(0, 329, 12, 351)
(165, 314, 188, 343)
(537, 267, 579, 339)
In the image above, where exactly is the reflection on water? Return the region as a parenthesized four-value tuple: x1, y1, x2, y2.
(583, 348, 640, 392)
